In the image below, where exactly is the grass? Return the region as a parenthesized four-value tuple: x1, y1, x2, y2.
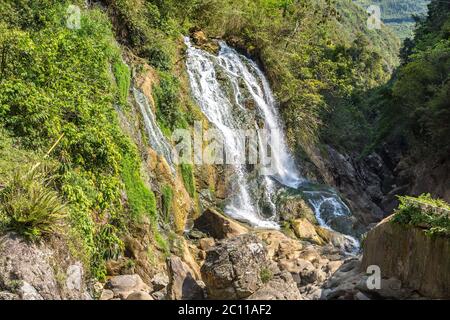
(180, 164, 196, 197)
(0, 165, 67, 242)
(121, 153, 157, 222)
(113, 58, 131, 107)
(260, 267, 273, 284)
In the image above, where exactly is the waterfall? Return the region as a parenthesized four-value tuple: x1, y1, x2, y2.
(184, 37, 360, 249)
(133, 87, 176, 174)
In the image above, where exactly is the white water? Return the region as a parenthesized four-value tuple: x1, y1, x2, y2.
(184, 38, 360, 250)
(133, 87, 176, 173)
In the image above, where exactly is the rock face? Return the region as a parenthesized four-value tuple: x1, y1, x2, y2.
(194, 208, 248, 239)
(166, 256, 204, 300)
(361, 216, 450, 299)
(0, 233, 91, 300)
(201, 234, 301, 300)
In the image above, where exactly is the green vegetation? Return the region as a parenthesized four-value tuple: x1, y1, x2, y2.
(180, 164, 196, 197)
(354, 0, 429, 39)
(260, 267, 273, 284)
(192, 0, 399, 150)
(0, 165, 67, 241)
(121, 153, 157, 222)
(365, 1, 450, 157)
(393, 194, 450, 237)
(161, 184, 174, 224)
(113, 58, 131, 106)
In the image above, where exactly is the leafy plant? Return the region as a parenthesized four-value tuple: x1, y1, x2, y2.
(0, 165, 67, 241)
(392, 194, 450, 237)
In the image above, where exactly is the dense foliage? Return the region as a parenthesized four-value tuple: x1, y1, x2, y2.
(393, 194, 450, 237)
(354, 0, 430, 39)
(367, 0, 450, 157)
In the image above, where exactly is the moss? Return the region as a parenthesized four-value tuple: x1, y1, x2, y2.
(121, 153, 157, 222)
(161, 184, 174, 224)
(260, 267, 273, 284)
(180, 164, 196, 197)
(113, 58, 131, 107)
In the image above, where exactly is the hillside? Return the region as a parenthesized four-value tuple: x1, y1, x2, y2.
(354, 0, 430, 39)
(0, 0, 448, 301)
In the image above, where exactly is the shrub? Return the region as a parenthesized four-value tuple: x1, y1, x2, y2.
(0, 165, 67, 241)
(392, 194, 450, 237)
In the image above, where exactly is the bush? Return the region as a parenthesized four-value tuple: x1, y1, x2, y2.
(0, 165, 67, 241)
(392, 194, 450, 237)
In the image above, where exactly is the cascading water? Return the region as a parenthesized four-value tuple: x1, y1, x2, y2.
(133, 87, 176, 174)
(184, 37, 360, 250)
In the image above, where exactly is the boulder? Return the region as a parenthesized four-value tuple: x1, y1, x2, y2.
(247, 270, 302, 300)
(201, 234, 269, 299)
(99, 289, 114, 300)
(151, 273, 169, 292)
(105, 274, 150, 299)
(193, 208, 248, 239)
(291, 218, 323, 245)
(190, 29, 220, 54)
(166, 256, 204, 300)
(361, 216, 450, 299)
(126, 291, 154, 300)
(198, 238, 215, 251)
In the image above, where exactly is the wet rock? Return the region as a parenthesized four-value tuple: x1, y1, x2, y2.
(190, 29, 220, 54)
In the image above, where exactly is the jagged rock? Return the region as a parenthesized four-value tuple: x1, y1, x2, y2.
(105, 274, 150, 300)
(0, 233, 91, 300)
(361, 216, 450, 299)
(201, 234, 268, 299)
(151, 289, 167, 300)
(247, 270, 302, 300)
(151, 273, 169, 292)
(166, 256, 204, 300)
(126, 291, 154, 300)
(0, 291, 19, 300)
(194, 208, 248, 239)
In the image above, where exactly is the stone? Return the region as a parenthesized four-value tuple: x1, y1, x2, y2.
(247, 271, 302, 300)
(105, 274, 150, 299)
(201, 234, 268, 300)
(198, 238, 215, 251)
(151, 289, 167, 300)
(355, 291, 370, 300)
(66, 263, 83, 291)
(126, 291, 153, 300)
(166, 256, 204, 300)
(361, 216, 450, 299)
(99, 289, 114, 300)
(0, 233, 90, 300)
(19, 282, 43, 300)
(193, 208, 248, 239)
(291, 218, 323, 245)
(151, 273, 169, 292)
